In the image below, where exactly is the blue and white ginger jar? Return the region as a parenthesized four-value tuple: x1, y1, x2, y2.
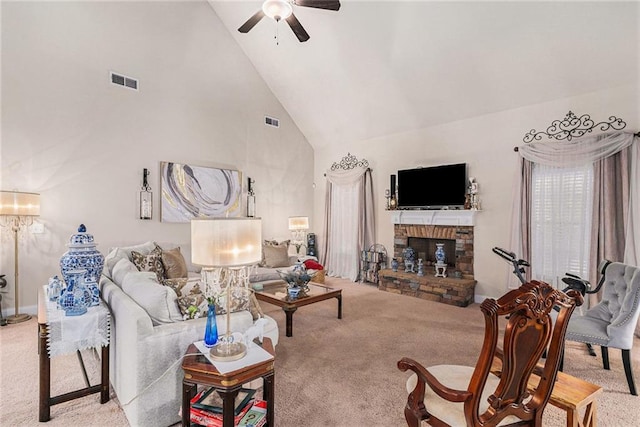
(60, 224, 105, 291)
(58, 269, 90, 316)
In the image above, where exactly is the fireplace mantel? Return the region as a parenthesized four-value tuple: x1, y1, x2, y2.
(390, 210, 477, 226)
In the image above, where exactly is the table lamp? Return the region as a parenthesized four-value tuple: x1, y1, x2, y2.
(0, 191, 40, 323)
(288, 216, 309, 254)
(191, 217, 262, 361)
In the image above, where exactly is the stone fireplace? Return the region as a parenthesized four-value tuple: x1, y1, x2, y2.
(379, 210, 477, 307)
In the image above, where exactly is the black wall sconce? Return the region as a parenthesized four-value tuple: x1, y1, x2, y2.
(140, 168, 152, 220)
(247, 177, 256, 217)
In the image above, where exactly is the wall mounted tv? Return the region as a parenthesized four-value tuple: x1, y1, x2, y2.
(397, 163, 467, 209)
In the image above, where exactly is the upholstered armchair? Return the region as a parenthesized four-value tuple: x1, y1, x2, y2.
(565, 261, 640, 395)
(398, 280, 582, 426)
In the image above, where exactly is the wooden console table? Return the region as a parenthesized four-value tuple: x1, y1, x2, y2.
(37, 286, 110, 422)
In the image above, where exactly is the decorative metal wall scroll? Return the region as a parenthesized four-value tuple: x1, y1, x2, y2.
(330, 153, 370, 171)
(523, 111, 627, 143)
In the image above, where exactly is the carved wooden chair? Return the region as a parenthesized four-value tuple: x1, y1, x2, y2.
(398, 280, 583, 426)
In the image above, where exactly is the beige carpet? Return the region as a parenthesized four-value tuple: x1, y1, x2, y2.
(1, 277, 639, 426)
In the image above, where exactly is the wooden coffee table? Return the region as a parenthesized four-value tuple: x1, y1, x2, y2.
(255, 281, 342, 337)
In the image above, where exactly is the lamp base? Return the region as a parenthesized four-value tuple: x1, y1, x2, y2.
(6, 313, 32, 324)
(209, 341, 247, 362)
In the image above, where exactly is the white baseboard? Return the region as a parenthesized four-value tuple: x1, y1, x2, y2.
(2, 304, 38, 317)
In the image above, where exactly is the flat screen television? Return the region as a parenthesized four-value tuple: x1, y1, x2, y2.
(397, 163, 467, 209)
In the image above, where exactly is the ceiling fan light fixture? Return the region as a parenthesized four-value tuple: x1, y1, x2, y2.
(262, 0, 293, 21)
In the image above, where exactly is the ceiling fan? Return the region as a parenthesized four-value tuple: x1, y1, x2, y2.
(238, 0, 341, 43)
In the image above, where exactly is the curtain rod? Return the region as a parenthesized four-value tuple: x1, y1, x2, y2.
(514, 131, 640, 152)
(324, 167, 372, 177)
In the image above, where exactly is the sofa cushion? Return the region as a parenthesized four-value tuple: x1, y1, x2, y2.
(112, 257, 139, 287)
(131, 245, 166, 282)
(121, 271, 183, 325)
(161, 247, 188, 279)
(113, 241, 157, 260)
(103, 248, 129, 279)
(249, 266, 283, 283)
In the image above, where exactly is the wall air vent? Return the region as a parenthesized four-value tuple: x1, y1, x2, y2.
(265, 116, 280, 128)
(110, 72, 139, 91)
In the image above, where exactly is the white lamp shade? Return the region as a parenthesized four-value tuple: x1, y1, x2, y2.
(288, 216, 309, 231)
(0, 191, 40, 216)
(262, 0, 293, 20)
(191, 217, 262, 267)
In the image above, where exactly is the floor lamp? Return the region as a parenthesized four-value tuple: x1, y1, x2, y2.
(0, 191, 40, 324)
(191, 217, 262, 361)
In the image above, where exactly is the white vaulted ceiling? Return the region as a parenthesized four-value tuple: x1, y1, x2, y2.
(209, 1, 639, 149)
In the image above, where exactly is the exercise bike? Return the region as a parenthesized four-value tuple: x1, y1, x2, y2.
(492, 247, 611, 357)
(492, 247, 530, 285)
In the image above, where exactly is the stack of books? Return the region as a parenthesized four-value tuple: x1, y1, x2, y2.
(187, 387, 267, 427)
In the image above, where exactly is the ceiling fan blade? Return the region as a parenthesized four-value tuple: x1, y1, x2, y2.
(286, 13, 310, 42)
(238, 10, 265, 33)
(294, 0, 341, 11)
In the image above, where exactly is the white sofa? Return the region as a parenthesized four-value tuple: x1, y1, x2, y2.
(99, 242, 279, 427)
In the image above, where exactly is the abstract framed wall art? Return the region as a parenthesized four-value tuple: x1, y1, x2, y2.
(160, 162, 242, 222)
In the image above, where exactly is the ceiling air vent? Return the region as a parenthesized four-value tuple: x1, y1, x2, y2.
(265, 116, 280, 128)
(110, 72, 138, 91)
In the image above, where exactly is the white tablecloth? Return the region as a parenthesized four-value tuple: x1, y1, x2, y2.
(44, 286, 111, 357)
(193, 340, 274, 374)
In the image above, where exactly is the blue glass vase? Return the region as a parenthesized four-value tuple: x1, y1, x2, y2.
(204, 303, 218, 348)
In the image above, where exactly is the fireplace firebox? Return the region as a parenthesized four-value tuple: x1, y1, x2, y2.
(407, 237, 456, 268)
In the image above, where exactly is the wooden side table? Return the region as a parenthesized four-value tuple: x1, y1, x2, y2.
(38, 286, 110, 422)
(491, 356, 602, 427)
(182, 338, 275, 427)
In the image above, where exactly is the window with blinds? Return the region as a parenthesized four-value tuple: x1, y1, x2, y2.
(530, 163, 594, 287)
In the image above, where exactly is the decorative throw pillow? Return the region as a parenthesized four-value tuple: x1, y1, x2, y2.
(162, 278, 189, 297)
(260, 240, 290, 266)
(262, 245, 290, 268)
(176, 294, 207, 320)
(161, 247, 188, 279)
(163, 277, 208, 319)
(131, 244, 165, 282)
(248, 291, 264, 320)
(214, 287, 251, 315)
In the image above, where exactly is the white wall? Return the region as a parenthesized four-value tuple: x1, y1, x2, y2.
(0, 1, 314, 312)
(314, 85, 639, 300)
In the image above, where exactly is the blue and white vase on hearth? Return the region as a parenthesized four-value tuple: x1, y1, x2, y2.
(60, 224, 105, 290)
(403, 247, 416, 273)
(435, 243, 446, 264)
